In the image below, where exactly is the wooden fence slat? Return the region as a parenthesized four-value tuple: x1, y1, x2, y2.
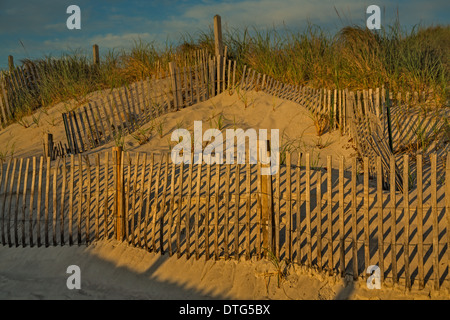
(286, 153, 292, 261)
(195, 65, 201, 104)
(417, 154, 424, 289)
(446, 153, 450, 284)
(67, 112, 79, 154)
(87, 105, 100, 146)
(20, 159, 29, 246)
(94, 154, 100, 241)
(52, 159, 60, 246)
(1, 79, 12, 120)
(0, 85, 8, 126)
(77, 154, 83, 245)
(95, 101, 111, 142)
(82, 107, 95, 148)
(137, 153, 147, 248)
(296, 153, 302, 265)
(376, 157, 384, 282)
(234, 163, 240, 260)
(364, 157, 370, 276)
(42, 158, 51, 247)
(62, 113, 73, 154)
(73, 110, 87, 152)
(159, 154, 170, 254)
(168, 158, 175, 255)
(216, 57, 221, 95)
(150, 156, 161, 251)
(85, 156, 92, 245)
(144, 153, 155, 251)
(275, 160, 280, 259)
(327, 155, 333, 273)
(130, 153, 139, 245)
(185, 154, 194, 259)
(232, 60, 236, 89)
(139, 79, 146, 120)
(205, 163, 211, 260)
(106, 94, 120, 135)
(181, 67, 188, 108)
(306, 153, 312, 267)
(194, 160, 202, 260)
(1, 159, 10, 244)
(188, 66, 193, 106)
(256, 161, 262, 259)
(152, 155, 165, 252)
(124, 88, 136, 131)
(36, 158, 43, 246)
(14, 158, 23, 246)
(403, 155, 411, 290)
(390, 155, 397, 284)
(224, 163, 231, 259)
(352, 157, 358, 279)
(431, 154, 439, 290)
(339, 156, 345, 276)
(214, 163, 220, 260)
(28, 157, 36, 246)
(103, 152, 110, 240)
(317, 167, 323, 271)
(176, 162, 184, 258)
(68, 155, 74, 245)
(245, 162, 251, 260)
(124, 153, 131, 242)
(117, 88, 131, 132)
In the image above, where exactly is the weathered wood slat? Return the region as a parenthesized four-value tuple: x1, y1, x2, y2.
(416, 154, 424, 289)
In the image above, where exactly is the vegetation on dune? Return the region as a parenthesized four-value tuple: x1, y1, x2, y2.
(2, 20, 449, 124)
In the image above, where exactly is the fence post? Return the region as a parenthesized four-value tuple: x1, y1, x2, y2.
(46, 133, 54, 160)
(260, 140, 275, 256)
(93, 44, 100, 65)
(113, 146, 125, 241)
(8, 55, 14, 72)
(214, 15, 223, 58)
(169, 61, 179, 110)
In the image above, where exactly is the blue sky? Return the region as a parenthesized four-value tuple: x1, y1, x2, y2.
(0, 0, 448, 70)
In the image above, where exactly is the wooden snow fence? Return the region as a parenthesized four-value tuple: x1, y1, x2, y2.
(0, 149, 449, 292)
(61, 56, 238, 155)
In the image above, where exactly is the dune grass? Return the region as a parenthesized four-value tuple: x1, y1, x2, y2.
(3, 20, 449, 125)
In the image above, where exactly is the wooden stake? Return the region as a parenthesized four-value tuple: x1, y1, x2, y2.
(390, 155, 397, 284)
(417, 154, 424, 289)
(327, 155, 333, 273)
(431, 153, 439, 290)
(403, 155, 411, 290)
(339, 156, 345, 276)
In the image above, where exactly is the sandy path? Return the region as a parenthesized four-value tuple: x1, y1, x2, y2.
(0, 239, 446, 300)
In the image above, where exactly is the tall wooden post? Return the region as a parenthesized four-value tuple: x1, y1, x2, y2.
(214, 15, 223, 96)
(260, 140, 275, 256)
(46, 133, 54, 161)
(213, 15, 223, 58)
(169, 61, 179, 110)
(113, 147, 125, 241)
(93, 44, 100, 65)
(8, 55, 14, 72)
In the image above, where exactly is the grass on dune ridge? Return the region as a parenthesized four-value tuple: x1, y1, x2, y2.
(3, 20, 449, 123)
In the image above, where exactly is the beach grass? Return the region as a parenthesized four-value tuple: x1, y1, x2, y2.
(3, 20, 448, 124)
